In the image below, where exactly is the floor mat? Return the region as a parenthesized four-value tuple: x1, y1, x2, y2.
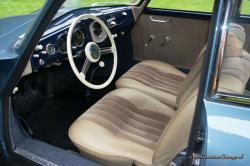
(23, 92, 89, 151)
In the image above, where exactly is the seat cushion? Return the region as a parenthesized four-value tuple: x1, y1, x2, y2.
(116, 60, 186, 108)
(68, 88, 175, 166)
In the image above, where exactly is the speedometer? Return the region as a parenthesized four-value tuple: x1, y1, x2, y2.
(89, 21, 108, 43)
(73, 28, 85, 47)
(57, 34, 67, 54)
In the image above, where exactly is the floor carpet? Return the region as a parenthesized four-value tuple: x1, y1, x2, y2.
(22, 92, 89, 151)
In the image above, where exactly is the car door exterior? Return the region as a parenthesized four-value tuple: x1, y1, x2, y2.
(188, 0, 250, 165)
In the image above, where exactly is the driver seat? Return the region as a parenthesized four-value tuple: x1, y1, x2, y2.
(68, 23, 248, 166)
(69, 88, 199, 166)
(68, 50, 204, 165)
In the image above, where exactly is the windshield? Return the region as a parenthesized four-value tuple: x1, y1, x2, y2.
(62, 0, 140, 8)
(0, 0, 46, 19)
(0, 0, 139, 19)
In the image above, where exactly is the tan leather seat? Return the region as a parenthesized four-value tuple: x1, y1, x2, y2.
(68, 50, 204, 165)
(68, 23, 249, 166)
(218, 23, 250, 94)
(116, 49, 206, 108)
(116, 60, 186, 108)
(69, 88, 174, 165)
(69, 88, 199, 166)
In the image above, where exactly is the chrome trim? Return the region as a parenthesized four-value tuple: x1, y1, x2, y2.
(107, 17, 117, 28)
(149, 16, 172, 23)
(15, 148, 57, 166)
(214, 92, 250, 105)
(211, 0, 232, 95)
(46, 43, 56, 55)
(211, 0, 250, 105)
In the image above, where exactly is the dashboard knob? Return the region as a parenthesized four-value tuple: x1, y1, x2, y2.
(39, 59, 45, 66)
(99, 61, 105, 68)
(112, 34, 118, 38)
(41, 51, 47, 55)
(12, 87, 19, 95)
(122, 12, 128, 16)
(33, 54, 40, 58)
(35, 45, 43, 51)
(109, 21, 117, 27)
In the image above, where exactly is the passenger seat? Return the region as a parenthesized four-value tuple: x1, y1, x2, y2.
(116, 23, 249, 106)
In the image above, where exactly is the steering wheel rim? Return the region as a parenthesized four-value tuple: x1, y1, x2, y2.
(67, 14, 118, 89)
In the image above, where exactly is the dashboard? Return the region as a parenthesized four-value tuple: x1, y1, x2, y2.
(26, 7, 134, 72)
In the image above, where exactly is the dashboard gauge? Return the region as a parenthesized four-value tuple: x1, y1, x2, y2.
(89, 21, 108, 43)
(58, 34, 67, 54)
(93, 22, 103, 37)
(46, 43, 56, 55)
(73, 28, 85, 47)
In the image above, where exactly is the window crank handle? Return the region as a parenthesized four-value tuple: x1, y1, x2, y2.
(145, 35, 155, 47)
(161, 36, 171, 47)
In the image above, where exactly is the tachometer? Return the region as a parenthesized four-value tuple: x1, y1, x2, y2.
(73, 28, 85, 47)
(93, 22, 103, 37)
(57, 34, 67, 54)
(89, 21, 108, 43)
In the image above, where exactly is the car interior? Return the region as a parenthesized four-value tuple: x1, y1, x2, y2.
(9, 0, 250, 166)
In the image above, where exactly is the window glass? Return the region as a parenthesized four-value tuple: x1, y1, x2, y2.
(147, 0, 215, 13)
(62, 0, 140, 8)
(241, 0, 250, 15)
(0, 0, 47, 60)
(0, 0, 140, 19)
(0, 0, 46, 19)
(217, 19, 250, 97)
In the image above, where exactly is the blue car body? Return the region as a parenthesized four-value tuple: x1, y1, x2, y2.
(205, 100, 250, 165)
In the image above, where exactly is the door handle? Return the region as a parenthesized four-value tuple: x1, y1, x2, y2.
(150, 16, 172, 23)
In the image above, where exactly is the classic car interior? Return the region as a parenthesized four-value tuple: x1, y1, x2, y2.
(6, 0, 250, 165)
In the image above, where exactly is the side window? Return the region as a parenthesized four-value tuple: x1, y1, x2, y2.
(241, 0, 250, 15)
(217, 21, 250, 97)
(0, 0, 46, 19)
(147, 0, 215, 13)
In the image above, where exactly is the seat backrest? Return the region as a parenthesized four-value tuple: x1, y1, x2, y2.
(152, 23, 248, 165)
(176, 45, 206, 106)
(152, 50, 203, 165)
(218, 23, 250, 94)
(153, 87, 199, 166)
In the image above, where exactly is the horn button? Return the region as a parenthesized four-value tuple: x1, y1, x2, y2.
(85, 42, 101, 63)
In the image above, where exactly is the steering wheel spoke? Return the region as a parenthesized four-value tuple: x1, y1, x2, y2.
(81, 58, 91, 75)
(100, 47, 113, 55)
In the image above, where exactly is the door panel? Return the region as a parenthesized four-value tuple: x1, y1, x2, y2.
(131, 13, 210, 69)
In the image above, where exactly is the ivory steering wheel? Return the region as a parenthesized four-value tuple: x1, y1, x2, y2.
(67, 14, 118, 89)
